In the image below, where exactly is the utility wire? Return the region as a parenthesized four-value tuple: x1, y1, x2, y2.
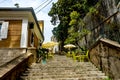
(35, 0, 52, 14)
(34, 0, 49, 10)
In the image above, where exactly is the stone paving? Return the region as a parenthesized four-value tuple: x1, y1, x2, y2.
(20, 55, 108, 80)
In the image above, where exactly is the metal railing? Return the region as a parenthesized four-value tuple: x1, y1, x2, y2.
(86, 11, 120, 49)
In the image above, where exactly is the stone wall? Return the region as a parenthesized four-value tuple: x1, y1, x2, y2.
(89, 38, 120, 79)
(0, 48, 26, 66)
(27, 47, 37, 63)
(82, 0, 120, 48)
(0, 47, 37, 80)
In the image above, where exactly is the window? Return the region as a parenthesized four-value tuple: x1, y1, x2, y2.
(0, 21, 9, 40)
(30, 33, 34, 47)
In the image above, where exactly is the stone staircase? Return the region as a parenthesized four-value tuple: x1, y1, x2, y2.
(20, 55, 108, 80)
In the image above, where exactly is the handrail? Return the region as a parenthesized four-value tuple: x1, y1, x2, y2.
(86, 10, 120, 49)
(91, 11, 119, 31)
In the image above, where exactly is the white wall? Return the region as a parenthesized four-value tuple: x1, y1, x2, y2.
(20, 18, 28, 48)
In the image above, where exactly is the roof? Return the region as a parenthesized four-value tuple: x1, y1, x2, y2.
(0, 7, 44, 42)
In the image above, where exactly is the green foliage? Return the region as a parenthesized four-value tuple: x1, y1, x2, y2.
(37, 48, 48, 59)
(69, 19, 77, 26)
(64, 36, 75, 44)
(72, 3, 82, 9)
(48, 3, 58, 25)
(79, 19, 85, 27)
(66, 16, 90, 47)
(69, 11, 80, 26)
(48, 0, 99, 51)
(82, 28, 90, 35)
(86, 0, 99, 7)
(89, 7, 98, 14)
(88, 1, 101, 15)
(70, 11, 80, 19)
(104, 77, 112, 80)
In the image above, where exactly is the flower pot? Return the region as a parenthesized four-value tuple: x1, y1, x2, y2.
(42, 58, 46, 64)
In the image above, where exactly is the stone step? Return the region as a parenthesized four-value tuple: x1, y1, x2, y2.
(31, 63, 96, 66)
(20, 55, 107, 80)
(24, 69, 103, 75)
(30, 65, 97, 69)
(30, 61, 94, 65)
(26, 68, 99, 73)
(23, 71, 76, 76)
(28, 64, 97, 69)
(20, 77, 79, 80)
(20, 76, 107, 80)
(22, 72, 105, 77)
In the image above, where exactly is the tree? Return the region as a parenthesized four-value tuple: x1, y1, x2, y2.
(48, 0, 73, 51)
(48, 0, 99, 51)
(65, 11, 90, 50)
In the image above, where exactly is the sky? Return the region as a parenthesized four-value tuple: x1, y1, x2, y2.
(0, 0, 58, 42)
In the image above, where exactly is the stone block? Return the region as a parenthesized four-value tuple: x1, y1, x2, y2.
(109, 57, 120, 79)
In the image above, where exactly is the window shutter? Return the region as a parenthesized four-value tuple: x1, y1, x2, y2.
(1, 22, 9, 39)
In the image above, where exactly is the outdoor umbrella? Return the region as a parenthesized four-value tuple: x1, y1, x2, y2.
(64, 44, 76, 50)
(42, 41, 58, 48)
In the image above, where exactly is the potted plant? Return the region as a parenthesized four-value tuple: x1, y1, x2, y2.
(36, 48, 48, 64)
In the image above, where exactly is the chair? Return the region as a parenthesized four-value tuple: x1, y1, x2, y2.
(47, 52, 54, 59)
(66, 51, 71, 57)
(71, 51, 81, 61)
(79, 50, 89, 62)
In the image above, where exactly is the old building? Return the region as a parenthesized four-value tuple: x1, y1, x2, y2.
(0, 7, 44, 48)
(0, 7, 44, 66)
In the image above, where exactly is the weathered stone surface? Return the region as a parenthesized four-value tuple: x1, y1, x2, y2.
(20, 55, 108, 80)
(0, 52, 34, 80)
(0, 48, 37, 80)
(109, 57, 120, 79)
(82, 0, 120, 79)
(90, 38, 120, 79)
(0, 48, 26, 66)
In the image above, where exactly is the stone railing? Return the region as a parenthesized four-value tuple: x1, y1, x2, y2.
(0, 48, 27, 66)
(89, 38, 120, 79)
(0, 47, 37, 80)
